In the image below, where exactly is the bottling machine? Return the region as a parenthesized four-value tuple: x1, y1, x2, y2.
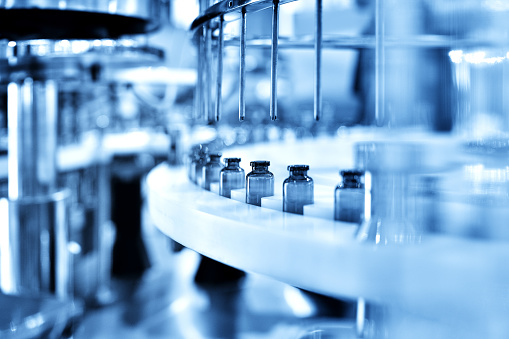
(2, 0, 509, 338)
(147, 0, 509, 338)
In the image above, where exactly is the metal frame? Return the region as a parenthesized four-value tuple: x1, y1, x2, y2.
(192, 0, 321, 123)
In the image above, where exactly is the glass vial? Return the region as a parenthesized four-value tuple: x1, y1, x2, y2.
(283, 165, 314, 215)
(193, 145, 208, 186)
(220, 158, 245, 198)
(203, 153, 223, 190)
(186, 145, 200, 181)
(334, 170, 365, 223)
(246, 161, 274, 206)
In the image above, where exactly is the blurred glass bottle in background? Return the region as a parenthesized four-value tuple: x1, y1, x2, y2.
(203, 153, 223, 191)
(355, 142, 429, 245)
(246, 161, 274, 207)
(187, 145, 200, 181)
(167, 128, 183, 167)
(283, 165, 314, 215)
(193, 145, 208, 186)
(220, 158, 245, 198)
(334, 170, 365, 223)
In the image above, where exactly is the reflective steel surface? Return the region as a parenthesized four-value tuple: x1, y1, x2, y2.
(0, 0, 162, 39)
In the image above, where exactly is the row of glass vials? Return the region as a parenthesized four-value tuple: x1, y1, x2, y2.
(187, 146, 365, 221)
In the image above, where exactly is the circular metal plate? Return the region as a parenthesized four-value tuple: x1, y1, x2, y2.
(0, 0, 161, 40)
(0, 39, 164, 81)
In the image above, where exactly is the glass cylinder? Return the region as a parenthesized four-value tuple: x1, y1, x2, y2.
(334, 170, 365, 223)
(203, 153, 223, 191)
(246, 161, 274, 207)
(283, 165, 314, 215)
(187, 145, 200, 181)
(354, 142, 448, 245)
(192, 145, 208, 186)
(3, 190, 71, 298)
(220, 158, 245, 198)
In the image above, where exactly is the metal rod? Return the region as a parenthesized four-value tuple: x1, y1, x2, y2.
(356, 297, 366, 338)
(205, 24, 213, 122)
(239, 7, 247, 121)
(194, 28, 205, 120)
(375, 0, 385, 126)
(215, 15, 224, 122)
(314, 0, 322, 121)
(195, 0, 210, 120)
(270, 0, 279, 121)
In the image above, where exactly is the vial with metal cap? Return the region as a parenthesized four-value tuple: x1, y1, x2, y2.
(334, 170, 365, 223)
(283, 165, 314, 215)
(246, 161, 274, 206)
(220, 158, 245, 198)
(202, 153, 223, 190)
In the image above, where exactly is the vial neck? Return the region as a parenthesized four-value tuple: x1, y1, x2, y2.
(289, 170, 308, 177)
(252, 166, 269, 172)
(343, 177, 362, 188)
(226, 161, 240, 168)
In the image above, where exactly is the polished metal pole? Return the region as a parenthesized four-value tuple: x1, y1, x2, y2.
(270, 0, 280, 121)
(215, 15, 224, 122)
(205, 24, 213, 122)
(239, 7, 247, 121)
(314, 0, 322, 121)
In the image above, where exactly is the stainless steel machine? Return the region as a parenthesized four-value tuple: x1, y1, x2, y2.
(3, 0, 509, 338)
(0, 0, 166, 311)
(146, 0, 509, 338)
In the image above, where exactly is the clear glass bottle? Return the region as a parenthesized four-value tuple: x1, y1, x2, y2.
(220, 158, 245, 198)
(202, 153, 223, 190)
(355, 142, 423, 245)
(187, 145, 200, 181)
(246, 161, 274, 206)
(283, 165, 314, 215)
(193, 145, 208, 186)
(334, 170, 365, 223)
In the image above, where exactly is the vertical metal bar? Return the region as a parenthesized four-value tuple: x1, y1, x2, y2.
(314, 0, 322, 121)
(195, 0, 209, 120)
(270, 0, 279, 121)
(7, 82, 21, 200)
(356, 297, 366, 338)
(215, 15, 224, 122)
(194, 29, 204, 120)
(239, 7, 247, 121)
(205, 24, 213, 122)
(375, 0, 385, 126)
(38, 80, 57, 193)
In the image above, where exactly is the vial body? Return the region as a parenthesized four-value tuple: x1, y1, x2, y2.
(283, 165, 314, 215)
(194, 151, 208, 186)
(190, 145, 208, 185)
(203, 153, 223, 190)
(334, 170, 365, 223)
(187, 146, 200, 182)
(246, 161, 274, 206)
(220, 158, 245, 198)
